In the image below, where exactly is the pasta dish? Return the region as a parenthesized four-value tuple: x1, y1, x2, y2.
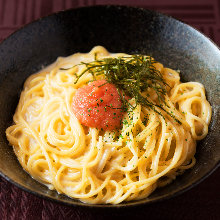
(6, 46, 212, 204)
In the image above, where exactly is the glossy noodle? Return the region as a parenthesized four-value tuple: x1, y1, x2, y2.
(6, 46, 212, 204)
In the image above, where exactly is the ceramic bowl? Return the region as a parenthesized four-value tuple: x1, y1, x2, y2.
(0, 5, 219, 208)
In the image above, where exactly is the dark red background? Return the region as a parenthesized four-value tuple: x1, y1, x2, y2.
(0, 0, 219, 219)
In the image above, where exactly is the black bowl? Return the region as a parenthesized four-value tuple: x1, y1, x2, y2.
(0, 5, 219, 208)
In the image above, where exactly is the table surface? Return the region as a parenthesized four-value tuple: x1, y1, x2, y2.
(0, 0, 219, 219)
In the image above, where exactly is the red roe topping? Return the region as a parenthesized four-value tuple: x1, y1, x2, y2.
(72, 80, 124, 130)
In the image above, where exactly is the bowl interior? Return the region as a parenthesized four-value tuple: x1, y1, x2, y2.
(0, 5, 219, 207)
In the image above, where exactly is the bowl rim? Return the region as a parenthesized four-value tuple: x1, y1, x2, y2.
(0, 4, 219, 208)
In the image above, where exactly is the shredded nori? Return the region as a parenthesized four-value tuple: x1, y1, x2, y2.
(60, 55, 181, 124)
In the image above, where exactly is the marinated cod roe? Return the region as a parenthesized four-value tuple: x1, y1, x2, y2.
(72, 80, 124, 130)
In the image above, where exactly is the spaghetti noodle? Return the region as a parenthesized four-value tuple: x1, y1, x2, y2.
(6, 46, 212, 204)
